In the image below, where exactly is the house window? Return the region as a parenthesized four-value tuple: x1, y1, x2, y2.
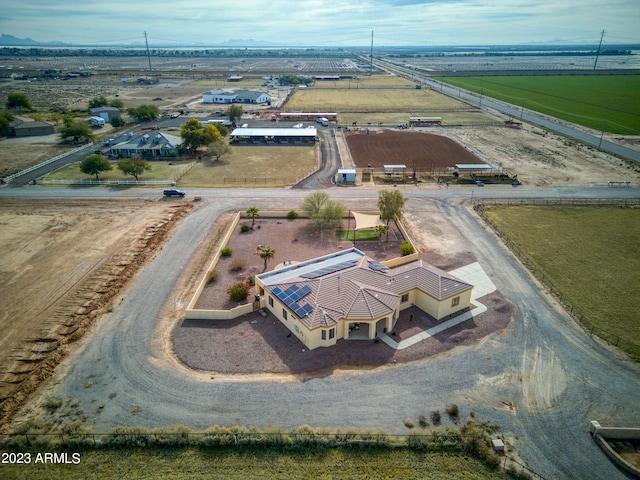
(322, 330, 326, 340)
(451, 296, 460, 307)
(401, 293, 409, 303)
(283, 309, 288, 320)
(268, 296, 273, 307)
(329, 328, 335, 339)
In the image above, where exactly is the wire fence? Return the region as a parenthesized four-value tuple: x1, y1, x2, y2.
(37, 179, 175, 186)
(474, 198, 640, 360)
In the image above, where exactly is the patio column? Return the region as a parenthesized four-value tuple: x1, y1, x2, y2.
(368, 322, 376, 340)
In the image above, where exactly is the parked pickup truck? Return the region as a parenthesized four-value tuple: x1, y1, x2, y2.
(163, 188, 185, 197)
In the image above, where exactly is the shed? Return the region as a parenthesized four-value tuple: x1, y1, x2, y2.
(90, 106, 121, 122)
(12, 121, 54, 137)
(454, 164, 493, 173)
(383, 165, 406, 176)
(336, 169, 356, 184)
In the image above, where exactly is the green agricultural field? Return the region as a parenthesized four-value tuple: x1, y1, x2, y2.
(179, 145, 317, 187)
(437, 75, 640, 134)
(481, 205, 640, 360)
(285, 88, 469, 112)
(0, 447, 503, 480)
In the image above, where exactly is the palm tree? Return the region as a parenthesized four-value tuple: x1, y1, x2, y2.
(256, 245, 275, 271)
(246, 207, 260, 227)
(375, 225, 388, 240)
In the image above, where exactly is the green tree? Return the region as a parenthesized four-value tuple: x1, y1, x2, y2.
(313, 200, 346, 230)
(246, 207, 260, 227)
(117, 155, 151, 181)
(80, 154, 112, 180)
(375, 224, 388, 240)
(88, 96, 109, 109)
(207, 139, 231, 161)
(0, 111, 14, 136)
(6, 92, 32, 112)
(226, 105, 243, 124)
(110, 116, 125, 128)
(110, 99, 125, 110)
(60, 121, 94, 142)
(378, 190, 407, 242)
(213, 122, 229, 137)
(127, 104, 160, 121)
(227, 282, 250, 302)
(180, 118, 221, 153)
(256, 245, 275, 272)
(300, 191, 329, 218)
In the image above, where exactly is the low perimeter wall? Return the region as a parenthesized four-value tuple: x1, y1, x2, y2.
(184, 210, 420, 320)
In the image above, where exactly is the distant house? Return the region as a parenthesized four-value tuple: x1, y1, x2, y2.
(11, 120, 54, 137)
(255, 248, 473, 350)
(202, 90, 271, 105)
(90, 106, 121, 122)
(109, 132, 182, 158)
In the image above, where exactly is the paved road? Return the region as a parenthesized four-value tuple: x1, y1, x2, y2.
(7, 184, 639, 480)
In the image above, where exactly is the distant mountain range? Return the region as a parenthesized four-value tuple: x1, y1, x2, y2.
(0, 34, 277, 48)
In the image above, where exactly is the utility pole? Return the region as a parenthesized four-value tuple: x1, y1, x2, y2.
(593, 30, 606, 71)
(144, 31, 153, 75)
(370, 31, 374, 77)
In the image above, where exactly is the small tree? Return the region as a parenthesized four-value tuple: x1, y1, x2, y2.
(0, 111, 14, 136)
(110, 116, 125, 128)
(80, 154, 112, 180)
(226, 105, 244, 124)
(246, 207, 260, 227)
(208, 139, 231, 161)
(6, 92, 32, 112)
(117, 155, 151, 181)
(375, 225, 388, 240)
(314, 200, 346, 230)
(88, 96, 109, 109)
(127, 104, 159, 121)
(181, 118, 220, 153)
(300, 191, 329, 218)
(256, 245, 275, 271)
(61, 121, 94, 142)
(378, 190, 407, 242)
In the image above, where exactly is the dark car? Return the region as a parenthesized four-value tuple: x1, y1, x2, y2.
(163, 188, 185, 197)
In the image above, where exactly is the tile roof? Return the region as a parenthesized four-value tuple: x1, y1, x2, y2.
(262, 249, 472, 330)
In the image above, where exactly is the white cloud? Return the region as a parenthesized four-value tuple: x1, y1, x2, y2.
(2, 0, 638, 45)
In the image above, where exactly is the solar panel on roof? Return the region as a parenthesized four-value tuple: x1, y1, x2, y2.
(300, 259, 358, 279)
(368, 260, 390, 272)
(298, 285, 312, 298)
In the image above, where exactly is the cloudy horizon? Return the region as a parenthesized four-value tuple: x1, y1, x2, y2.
(1, 0, 638, 47)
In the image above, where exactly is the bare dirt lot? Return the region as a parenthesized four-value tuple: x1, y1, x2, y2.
(0, 199, 192, 426)
(345, 129, 484, 170)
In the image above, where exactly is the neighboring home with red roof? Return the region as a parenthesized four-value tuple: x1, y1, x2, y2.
(255, 248, 473, 350)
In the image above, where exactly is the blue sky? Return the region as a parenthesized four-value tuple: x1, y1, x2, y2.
(1, 0, 638, 46)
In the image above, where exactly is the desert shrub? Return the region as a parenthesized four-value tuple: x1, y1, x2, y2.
(230, 258, 246, 272)
(418, 415, 429, 427)
(207, 270, 219, 283)
(240, 224, 250, 233)
(227, 282, 250, 302)
(287, 210, 298, 219)
(431, 410, 441, 425)
(246, 275, 255, 286)
(406, 431, 431, 449)
(446, 404, 460, 423)
(106, 426, 152, 447)
(404, 418, 415, 429)
(45, 397, 63, 412)
(220, 247, 233, 257)
(400, 240, 415, 256)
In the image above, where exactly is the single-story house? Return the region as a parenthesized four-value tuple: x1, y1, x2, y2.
(89, 106, 121, 122)
(109, 132, 182, 158)
(255, 248, 473, 350)
(230, 127, 316, 144)
(11, 120, 54, 137)
(203, 90, 270, 105)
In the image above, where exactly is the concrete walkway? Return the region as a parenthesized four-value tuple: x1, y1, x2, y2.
(379, 262, 495, 350)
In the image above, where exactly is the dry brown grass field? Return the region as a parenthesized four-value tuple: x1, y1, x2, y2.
(285, 88, 470, 112)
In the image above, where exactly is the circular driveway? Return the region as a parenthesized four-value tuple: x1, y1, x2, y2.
(11, 185, 637, 480)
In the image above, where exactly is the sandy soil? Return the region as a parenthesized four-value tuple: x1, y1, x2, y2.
(0, 199, 193, 426)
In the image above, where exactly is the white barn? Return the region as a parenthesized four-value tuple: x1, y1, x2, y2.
(203, 90, 270, 105)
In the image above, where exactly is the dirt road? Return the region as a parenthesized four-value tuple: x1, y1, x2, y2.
(12, 190, 639, 480)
